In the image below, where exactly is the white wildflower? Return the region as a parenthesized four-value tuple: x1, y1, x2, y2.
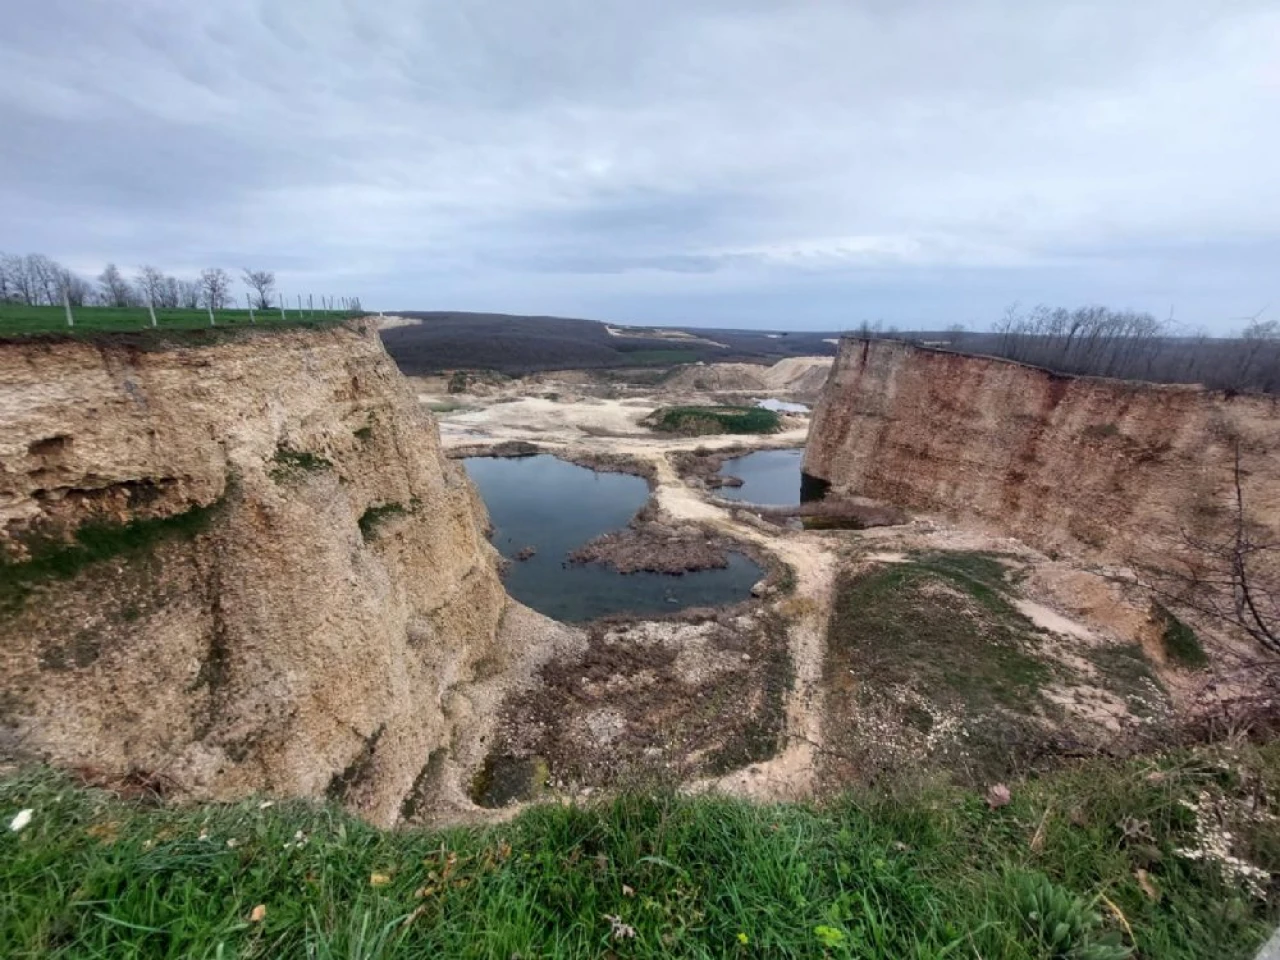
(1175, 790, 1271, 899)
(604, 915, 636, 940)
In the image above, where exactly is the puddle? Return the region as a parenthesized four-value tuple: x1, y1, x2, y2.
(464, 455, 763, 621)
(754, 398, 810, 413)
(717, 448, 804, 506)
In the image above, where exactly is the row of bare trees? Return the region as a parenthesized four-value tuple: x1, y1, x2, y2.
(0, 253, 289, 313)
(938, 304, 1280, 395)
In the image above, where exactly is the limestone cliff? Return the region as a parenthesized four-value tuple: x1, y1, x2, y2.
(0, 321, 508, 825)
(805, 338, 1280, 565)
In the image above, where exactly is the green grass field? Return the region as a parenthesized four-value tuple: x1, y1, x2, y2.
(4, 744, 1278, 958)
(0, 304, 351, 338)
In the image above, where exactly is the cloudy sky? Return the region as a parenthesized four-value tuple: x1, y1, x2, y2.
(2, 1, 1276, 330)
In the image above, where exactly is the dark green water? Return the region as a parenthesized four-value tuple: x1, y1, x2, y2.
(463, 455, 762, 622)
(717, 448, 804, 506)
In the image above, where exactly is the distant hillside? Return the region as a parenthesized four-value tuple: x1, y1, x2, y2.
(378, 311, 838, 374)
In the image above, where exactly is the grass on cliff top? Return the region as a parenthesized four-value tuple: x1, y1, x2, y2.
(0, 304, 350, 340)
(4, 744, 1280, 959)
(648, 405, 782, 436)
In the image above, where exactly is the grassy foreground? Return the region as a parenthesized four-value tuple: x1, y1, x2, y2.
(0, 304, 349, 338)
(4, 746, 1280, 958)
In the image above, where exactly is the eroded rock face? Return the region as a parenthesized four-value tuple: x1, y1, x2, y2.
(804, 339, 1280, 566)
(0, 322, 507, 825)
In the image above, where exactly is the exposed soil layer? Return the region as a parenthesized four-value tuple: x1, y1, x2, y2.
(806, 338, 1280, 570)
(0, 321, 509, 827)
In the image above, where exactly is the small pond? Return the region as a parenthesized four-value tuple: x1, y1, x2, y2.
(717, 448, 804, 506)
(754, 398, 810, 414)
(464, 454, 763, 622)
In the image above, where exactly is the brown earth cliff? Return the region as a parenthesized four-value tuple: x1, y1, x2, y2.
(0, 321, 508, 825)
(804, 338, 1280, 568)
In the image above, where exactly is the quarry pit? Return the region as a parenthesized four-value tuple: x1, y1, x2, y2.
(417, 351, 1224, 814)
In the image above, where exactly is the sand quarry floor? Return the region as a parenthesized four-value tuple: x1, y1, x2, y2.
(419, 365, 1198, 819)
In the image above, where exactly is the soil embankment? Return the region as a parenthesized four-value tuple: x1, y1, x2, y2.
(805, 338, 1280, 567)
(660, 356, 833, 400)
(0, 321, 510, 825)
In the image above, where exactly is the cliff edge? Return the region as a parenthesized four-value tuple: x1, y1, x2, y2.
(804, 338, 1280, 567)
(0, 321, 508, 825)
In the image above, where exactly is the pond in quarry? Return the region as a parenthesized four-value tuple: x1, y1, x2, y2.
(717, 448, 805, 506)
(463, 455, 763, 622)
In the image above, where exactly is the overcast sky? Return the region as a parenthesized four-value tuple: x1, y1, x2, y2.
(2, 1, 1276, 331)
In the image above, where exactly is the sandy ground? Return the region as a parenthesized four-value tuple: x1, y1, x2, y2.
(429, 370, 1180, 811)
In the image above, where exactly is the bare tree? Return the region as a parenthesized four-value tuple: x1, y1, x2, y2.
(158, 277, 177, 309)
(949, 303, 1280, 395)
(198, 268, 232, 311)
(60, 269, 93, 308)
(98, 263, 134, 307)
(242, 269, 275, 310)
(1144, 444, 1278, 654)
(1242, 318, 1279, 342)
(0, 253, 15, 303)
(4, 254, 35, 304)
(177, 279, 200, 309)
(25, 254, 62, 305)
(136, 265, 166, 308)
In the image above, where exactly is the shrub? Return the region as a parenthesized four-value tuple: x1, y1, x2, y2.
(1153, 602, 1209, 668)
(269, 447, 332, 482)
(358, 503, 408, 541)
(648, 405, 781, 436)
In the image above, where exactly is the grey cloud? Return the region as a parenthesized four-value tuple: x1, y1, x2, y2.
(0, 0, 1276, 329)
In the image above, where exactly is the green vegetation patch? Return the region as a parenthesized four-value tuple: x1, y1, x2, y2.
(4, 743, 1280, 957)
(828, 555, 1048, 714)
(268, 447, 332, 482)
(648, 405, 782, 436)
(0, 304, 349, 340)
(1152, 602, 1209, 668)
(824, 551, 1171, 784)
(823, 552, 1056, 784)
(0, 501, 220, 614)
(616, 348, 699, 366)
(358, 503, 409, 541)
